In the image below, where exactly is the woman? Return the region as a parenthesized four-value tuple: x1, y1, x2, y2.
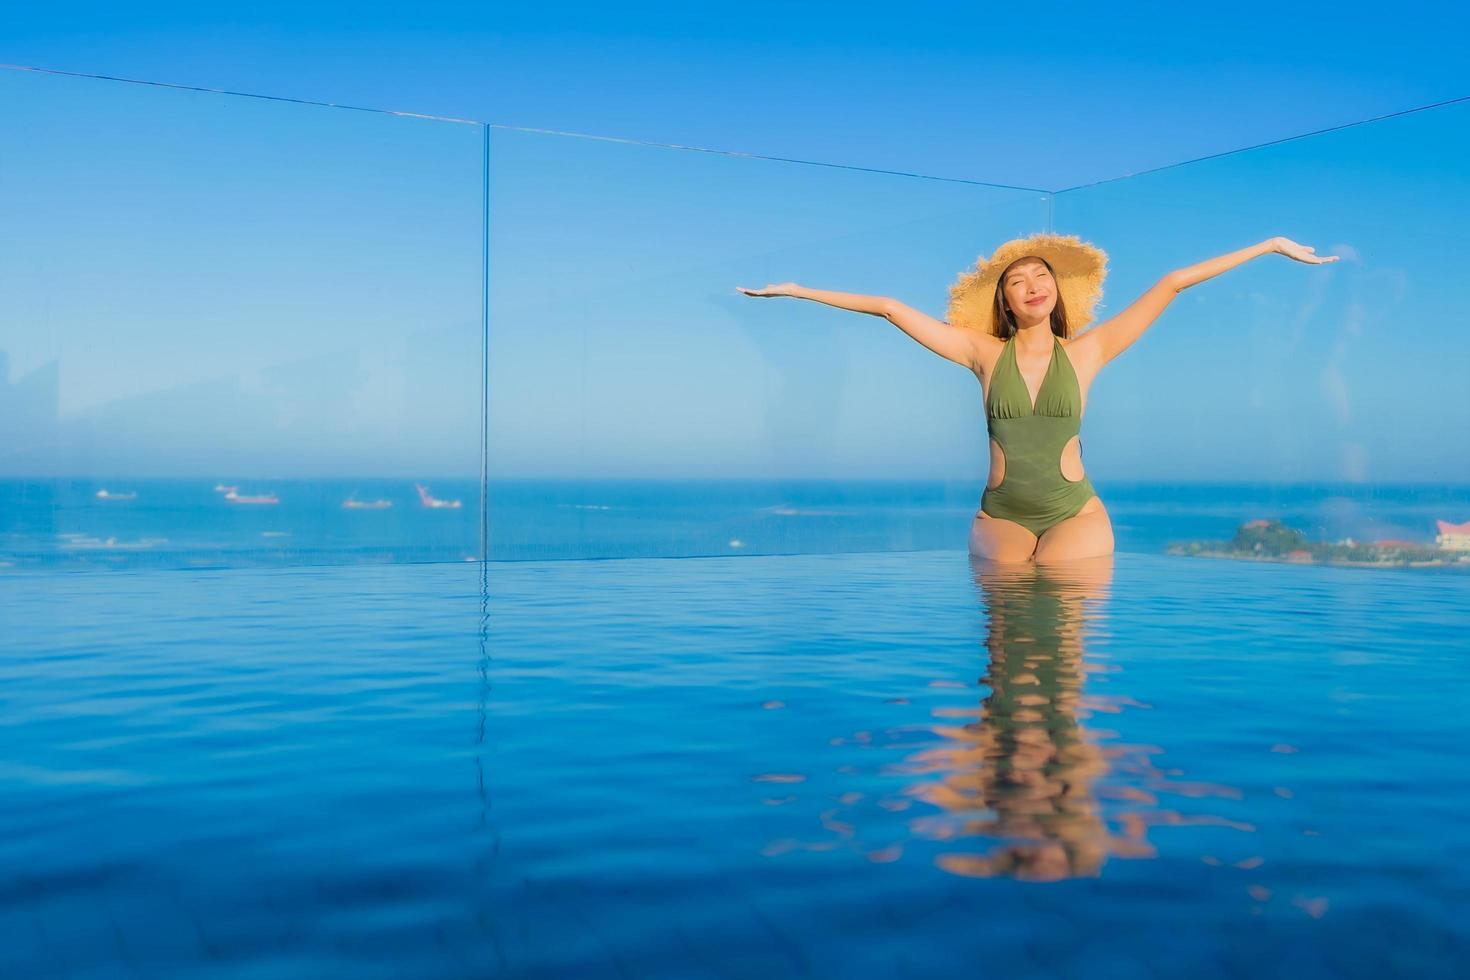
(739, 233, 1337, 562)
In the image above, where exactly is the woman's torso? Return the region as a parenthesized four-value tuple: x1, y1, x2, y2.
(975, 334, 1092, 492)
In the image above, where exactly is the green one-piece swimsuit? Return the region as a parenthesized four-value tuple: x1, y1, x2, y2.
(980, 334, 1097, 537)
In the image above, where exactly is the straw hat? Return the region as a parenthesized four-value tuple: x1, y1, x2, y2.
(946, 232, 1109, 337)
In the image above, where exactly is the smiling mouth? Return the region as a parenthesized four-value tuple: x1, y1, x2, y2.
(1025, 297, 1048, 305)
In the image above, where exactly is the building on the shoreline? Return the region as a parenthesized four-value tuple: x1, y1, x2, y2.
(1436, 520, 1470, 551)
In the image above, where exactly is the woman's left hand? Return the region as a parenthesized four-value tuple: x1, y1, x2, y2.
(1272, 237, 1340, 264)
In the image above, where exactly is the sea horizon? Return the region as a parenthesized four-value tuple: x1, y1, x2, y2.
(5, 477, 1469, 571)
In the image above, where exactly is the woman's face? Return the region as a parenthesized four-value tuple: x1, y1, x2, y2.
(1001, 258, 1056, 322)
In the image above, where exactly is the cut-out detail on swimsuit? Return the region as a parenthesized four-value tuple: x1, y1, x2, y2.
(979, 335, 1097, 538)
(1059, 435, 1085, 482)
(986, 438, 1006, 489)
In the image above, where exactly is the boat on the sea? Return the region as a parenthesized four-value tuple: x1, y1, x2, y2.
(415, 483, 462, 510)
(223, 488, 279, 506)
(94, 489, 138, 501)
(343, 495, 394, 510)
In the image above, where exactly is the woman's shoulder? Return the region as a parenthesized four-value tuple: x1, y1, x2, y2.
(1059, 329, 1106, 379)
(969, 331, 1005, 375)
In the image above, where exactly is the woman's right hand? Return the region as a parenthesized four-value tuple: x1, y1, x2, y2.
(736, 282, 799, 298)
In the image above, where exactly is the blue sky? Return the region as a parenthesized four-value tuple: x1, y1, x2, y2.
(5, 1, 1467, 190)
(2, 3, 1468, 481)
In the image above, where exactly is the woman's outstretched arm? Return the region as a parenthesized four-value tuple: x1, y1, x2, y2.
(737, 282, 983, 369)
(1072, 236, 1338, 370)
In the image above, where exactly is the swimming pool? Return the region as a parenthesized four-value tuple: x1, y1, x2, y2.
(3, 550, 1467, 977)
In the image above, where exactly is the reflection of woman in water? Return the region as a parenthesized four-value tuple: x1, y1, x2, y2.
(777, 554, 1246, 878)
(912, 555, 1118, 880)
(740, 233, 1336, 562)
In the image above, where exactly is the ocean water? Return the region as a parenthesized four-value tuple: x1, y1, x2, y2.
(4, 479, 1469, 568)
(3, 551, 1468, 977)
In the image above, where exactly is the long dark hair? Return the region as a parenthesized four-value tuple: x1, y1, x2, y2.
(991, 256, 1072, 340)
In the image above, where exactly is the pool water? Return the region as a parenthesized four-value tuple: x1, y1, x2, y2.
(3, 551, 1468, 977)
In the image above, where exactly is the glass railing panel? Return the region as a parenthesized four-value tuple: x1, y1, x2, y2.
(486, 127, 1049, 559)
(1052, 102, 1470, 563)
(0, 69, 486, 570)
